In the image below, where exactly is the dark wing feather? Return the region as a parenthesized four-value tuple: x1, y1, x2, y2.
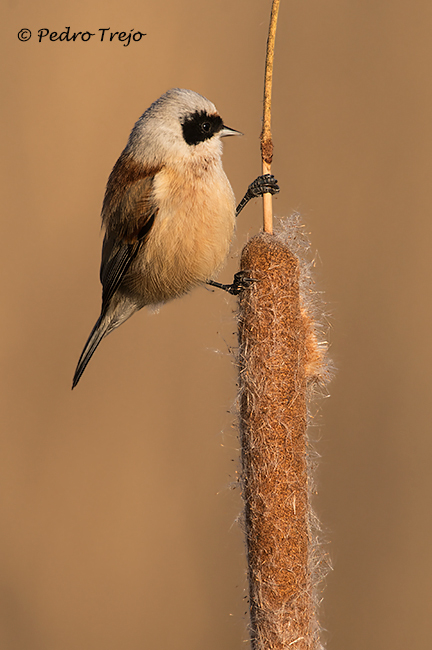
(100, 238, 141, 308)
(100, 213, 156, 309)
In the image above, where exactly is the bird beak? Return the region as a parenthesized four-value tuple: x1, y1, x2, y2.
(220, 125, 243, 137)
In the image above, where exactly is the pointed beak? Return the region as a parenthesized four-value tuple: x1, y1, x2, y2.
(220, 125, 243, 137)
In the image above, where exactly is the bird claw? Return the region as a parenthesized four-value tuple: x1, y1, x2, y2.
(206, 271, 257, 295)
(227, 271, 257, 295)
(247, 174, 280, 198)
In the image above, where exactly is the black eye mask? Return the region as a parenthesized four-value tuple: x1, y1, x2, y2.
(181, 110, 224, 146)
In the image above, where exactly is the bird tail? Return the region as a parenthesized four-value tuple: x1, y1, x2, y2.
(72, 315, 110, 389)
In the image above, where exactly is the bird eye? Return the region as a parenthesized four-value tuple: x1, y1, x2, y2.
(201, 121, 211, 132)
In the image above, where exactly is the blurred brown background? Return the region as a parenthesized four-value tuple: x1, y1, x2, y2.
(2, 0, 432, 648)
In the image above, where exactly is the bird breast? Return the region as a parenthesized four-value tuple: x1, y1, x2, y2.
(130, 160, 236, 304)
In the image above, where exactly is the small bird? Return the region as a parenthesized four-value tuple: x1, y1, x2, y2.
(72, 88, 279, 388)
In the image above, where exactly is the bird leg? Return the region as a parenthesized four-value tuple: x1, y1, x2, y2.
(235, 174, 280, 216)
(207, 271, 256, 295)
(206, 176, 279, 295)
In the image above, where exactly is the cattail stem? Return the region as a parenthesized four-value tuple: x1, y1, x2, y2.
(261, 0, 280, 234)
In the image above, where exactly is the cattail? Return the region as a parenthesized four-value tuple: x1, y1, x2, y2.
(238, 218, 331, 649)
(236, 2, 332, 647)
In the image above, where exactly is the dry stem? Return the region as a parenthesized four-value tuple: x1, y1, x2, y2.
(261, 0, 280, 234)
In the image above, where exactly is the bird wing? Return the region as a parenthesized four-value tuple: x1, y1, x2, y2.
(99, 154, 162, 310)
(100, 212, 156, 308)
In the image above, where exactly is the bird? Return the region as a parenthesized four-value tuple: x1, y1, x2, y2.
(72, 88, 279, 388)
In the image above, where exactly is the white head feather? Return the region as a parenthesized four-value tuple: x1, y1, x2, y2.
(126, 88, 233, 168)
